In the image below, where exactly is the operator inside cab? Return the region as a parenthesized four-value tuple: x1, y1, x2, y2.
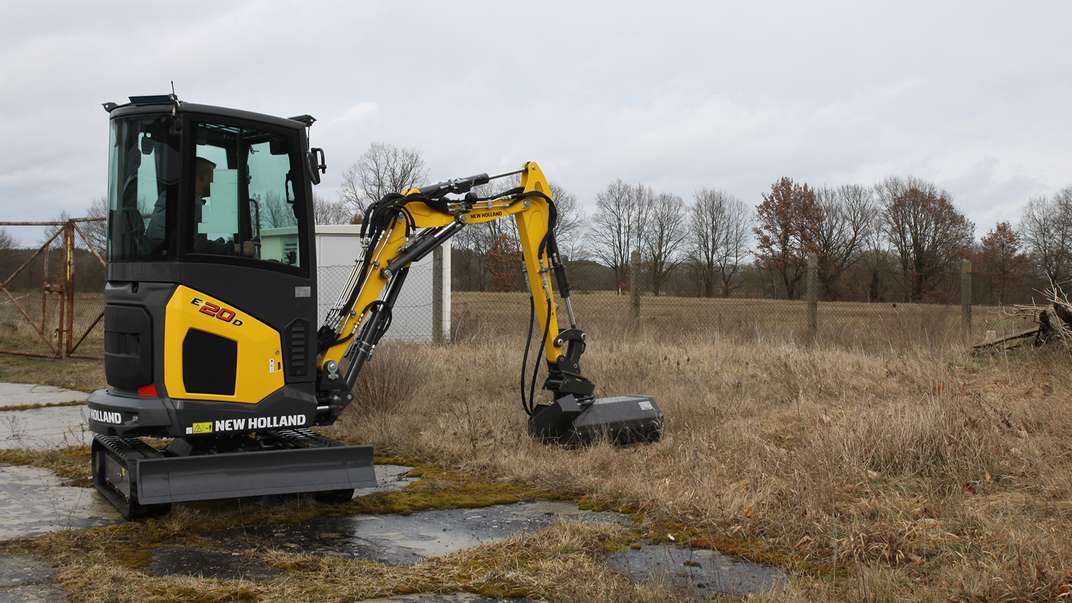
(107, 112, 306, 270)
(146, 157, 251, 256)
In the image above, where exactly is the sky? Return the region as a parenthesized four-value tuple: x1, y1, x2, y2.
(1, 0, 1070, 245)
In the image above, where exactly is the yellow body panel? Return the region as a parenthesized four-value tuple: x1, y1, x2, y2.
(163, 285, 284, 403)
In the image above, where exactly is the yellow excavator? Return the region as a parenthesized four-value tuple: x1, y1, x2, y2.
(88, 94, 662, 518)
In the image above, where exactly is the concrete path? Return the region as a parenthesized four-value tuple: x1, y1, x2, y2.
(0, 406, 90, 450)
(0, 554, 66, 602)
(0, 465, 119, 541)
(0, 383, 90, 451)
(0, 384, 87, 409)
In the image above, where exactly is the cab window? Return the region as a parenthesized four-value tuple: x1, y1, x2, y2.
(107, 115, 179, 261)
(189, 121, 304, 268)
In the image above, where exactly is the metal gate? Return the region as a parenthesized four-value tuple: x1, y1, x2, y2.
(0, 218, 106, 359)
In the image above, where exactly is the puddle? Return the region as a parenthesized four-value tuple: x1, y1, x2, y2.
(0, 464, 119, 540)
(359, 594, 531, 602)
(607, 544, 787, 598)
(0, 405, 90, 450)
(0, 383, 87, 408)
(223, 501, 631, 565)
(0, 554, 66, 601)
(147, 546, 279, 582)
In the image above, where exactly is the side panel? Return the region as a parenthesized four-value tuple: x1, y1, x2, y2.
(163, 285, 285, 403)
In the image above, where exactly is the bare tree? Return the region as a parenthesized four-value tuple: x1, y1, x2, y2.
(313, 193, 354, 225)
(690, 189, 750, 297)
(643, 193, 687, 295)
(1021, 188, 1072, 286)
(0, 228, 13, 250)
(261, 192, 298, 229)
(549, 183, 585, 261)
(878, 177, 974, 302)
(454, 179, 520, 291)
(806, 185, 876, 299)
(81, 197, 108, 255)
(588, 180, 651, 291)
(340, 142, 428, 212)
(978, 221, 1028, 305)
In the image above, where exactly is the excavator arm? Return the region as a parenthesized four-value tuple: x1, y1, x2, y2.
(315, 161, 661, 445)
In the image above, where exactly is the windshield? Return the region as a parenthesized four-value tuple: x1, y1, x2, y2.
(189, 121, 303, 268)
(107, 115, 179, 261)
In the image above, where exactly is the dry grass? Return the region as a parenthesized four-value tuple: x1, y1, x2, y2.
(452, 291, 1035, 352)
(1, 292, 1068, 600)
(326, 333, 1072, 602)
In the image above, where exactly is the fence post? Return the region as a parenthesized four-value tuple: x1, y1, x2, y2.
(432, 245, 444, 344)
(806, 254, 818, 344)
(63, 220, 75, 357)
(961, 258, 972, 345)
(630, 250, 641, 323)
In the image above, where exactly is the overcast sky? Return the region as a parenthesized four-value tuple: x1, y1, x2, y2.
(2, 0, 1069, 244)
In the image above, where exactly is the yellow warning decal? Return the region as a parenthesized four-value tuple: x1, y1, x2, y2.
(190, 422, 213, 434)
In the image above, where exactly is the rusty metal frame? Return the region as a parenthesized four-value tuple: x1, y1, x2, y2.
(0, 218, 106, 359)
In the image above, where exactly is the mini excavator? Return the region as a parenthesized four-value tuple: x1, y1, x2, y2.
(88, 95, 662, 518)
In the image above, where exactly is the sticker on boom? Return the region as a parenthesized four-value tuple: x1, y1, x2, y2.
(190, 297, 244, 326)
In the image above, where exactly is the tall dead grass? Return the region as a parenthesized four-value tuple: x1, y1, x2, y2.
(330, 329, 1072, 601)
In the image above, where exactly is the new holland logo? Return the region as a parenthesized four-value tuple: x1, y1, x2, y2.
(91, 409, 123, 425)
(185, 414, 307, 435)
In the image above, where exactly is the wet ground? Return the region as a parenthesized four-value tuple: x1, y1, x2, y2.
(213, 500, 633, 565)
(608, 544, 788, 598)
(0, 381, 789, 600)
(0, 554, 66, 602)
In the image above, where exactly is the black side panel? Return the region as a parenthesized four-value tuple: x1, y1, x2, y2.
(284, 319, 310, 380)
(104, 305, 153, 389)
(181, 329, 237, 395)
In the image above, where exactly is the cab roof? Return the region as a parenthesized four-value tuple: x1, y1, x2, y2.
(105, 95, 312, 131)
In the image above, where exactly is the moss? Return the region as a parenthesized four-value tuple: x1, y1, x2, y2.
(0, 445, 92, 487)
(0, 401, 85, 412)
(347, 460, 556, 515)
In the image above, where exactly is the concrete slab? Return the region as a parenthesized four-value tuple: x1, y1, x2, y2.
(146, 546, 280, 582)
(354, 464, 418, 497)
(0, 383, 87, 409)
(607, 544, 788, 598)
(0, 406, 89, 450)
(360, 594, 530, 603)
(0, 465, 119, 541)
(224, 501, 631, 565)
(0, 554, 66, 602)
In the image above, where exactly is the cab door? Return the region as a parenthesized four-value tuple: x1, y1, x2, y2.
(169, 115, 316, 403)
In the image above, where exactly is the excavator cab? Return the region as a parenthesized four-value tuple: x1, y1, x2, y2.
(90, 96, 371, 517)
(88, 95, 662, 519)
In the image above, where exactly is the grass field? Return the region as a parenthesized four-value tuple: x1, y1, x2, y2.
(0, 293, 1066, 601)
(452, 291, 1035, 352)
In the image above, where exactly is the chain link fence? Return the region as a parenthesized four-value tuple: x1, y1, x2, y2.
(450, 255, 1041, 353)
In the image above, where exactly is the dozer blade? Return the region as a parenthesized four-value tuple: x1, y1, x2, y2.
(135, 445, 376, 505)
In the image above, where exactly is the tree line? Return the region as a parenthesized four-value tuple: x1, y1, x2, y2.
(5, 142, 1066, 305)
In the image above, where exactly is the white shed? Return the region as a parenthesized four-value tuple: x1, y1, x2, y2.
(311, 224, 450, 343)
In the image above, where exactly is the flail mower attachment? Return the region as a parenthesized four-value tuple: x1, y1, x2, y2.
(528, 395, 663, 446)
